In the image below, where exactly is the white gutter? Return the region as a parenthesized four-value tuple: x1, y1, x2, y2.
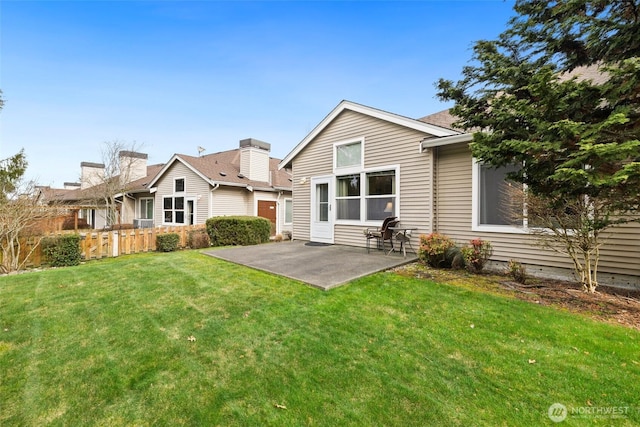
(421, 133, 472, 151)
(210, 181, 290, 193)
(272, 186, 292, 192)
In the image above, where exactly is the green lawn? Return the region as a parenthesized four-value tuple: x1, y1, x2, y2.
(1, 250, 638, 426)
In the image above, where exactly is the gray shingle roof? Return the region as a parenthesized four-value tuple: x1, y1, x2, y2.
(418, 109, 464, 132)
(48, 163, 165, 204)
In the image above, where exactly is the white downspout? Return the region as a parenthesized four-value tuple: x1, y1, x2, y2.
(210, 183, 220, 218)
(428, 147, 436, 234)
(276, 190, 283, 235)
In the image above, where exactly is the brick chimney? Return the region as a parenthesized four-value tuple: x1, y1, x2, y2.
(239, 138, 270, 182)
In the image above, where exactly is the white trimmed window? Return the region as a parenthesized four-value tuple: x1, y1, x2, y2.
(334, 138, 364, 172)
(332, 137, 397, 223)
(366, 170, 396, 221)
(472, 160, 524, 233)
(162, 177, 187, 225)
(163, 196, 185, 224)
(335, 168, 398, 223)
(284, 199, 293, 224)
(336, 174, 361, 220)
(174, 177, 185, 193)
(139, 198, 154, 220)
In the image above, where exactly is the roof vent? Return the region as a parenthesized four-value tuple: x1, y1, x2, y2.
(219, 172, 227, 177)
(237, 173, 245, 179)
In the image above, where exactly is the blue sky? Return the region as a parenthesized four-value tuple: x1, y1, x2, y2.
(1, 0, 516, 187)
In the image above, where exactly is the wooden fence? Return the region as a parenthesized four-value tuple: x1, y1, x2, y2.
(17, 225, 207, 269)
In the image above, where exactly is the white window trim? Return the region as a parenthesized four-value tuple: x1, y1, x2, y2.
(284, 198, 293, 225)
(162, 196, 173, 225)
(472, 158, 528, 234)
(335, 164, 400, 226)
(138, 197, 154, 219)
(174, 176, 186, 193)
(162, 195, 187, 225)
(335, 174, 361, 222)
(186, 198, 197, 226)
(333, 137, 365, 174)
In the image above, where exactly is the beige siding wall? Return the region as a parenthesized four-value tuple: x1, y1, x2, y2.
(435, 143, 640, 280)
(253, 191, 293, 235)
(599, 221, 640, 277)
(154, 161, 211, 225)
(240, 147, 270, 182)
(209, 188, 292, 234)
(212, 187, 251, 217)
(121, 197, 136, 224)
(291, 110, 433, 248)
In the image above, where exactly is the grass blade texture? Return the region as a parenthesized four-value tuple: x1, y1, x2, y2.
(1, 250, 638, 426)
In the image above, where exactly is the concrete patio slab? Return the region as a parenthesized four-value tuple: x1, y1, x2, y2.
(204, 240, 417, 290)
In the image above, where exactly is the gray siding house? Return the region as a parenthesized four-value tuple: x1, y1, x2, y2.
(279, 100, 640, 287)
(50, 139, 293, 236)
(278, 100, 459, 247)
(148, 139, 292, 235)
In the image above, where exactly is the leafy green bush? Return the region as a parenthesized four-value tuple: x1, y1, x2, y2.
(42, 234, 82, 267)
(461, 238, 493, 272)
(206, 216, 271, 246)
(156, 233, 180, 252)
(188, 229, 211, 249)
(418, 233, 456, 267)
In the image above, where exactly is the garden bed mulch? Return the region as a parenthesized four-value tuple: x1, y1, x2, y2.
(392, 263, 640, 331)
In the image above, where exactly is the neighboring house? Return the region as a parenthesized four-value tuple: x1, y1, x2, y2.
(46, 139, 293, 236)
(43, 152, 164, 230)
(279, 100, 640, 287)
(147, 138, 292, 235)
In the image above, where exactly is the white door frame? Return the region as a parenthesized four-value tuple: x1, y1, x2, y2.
(310, 176, 334, 243)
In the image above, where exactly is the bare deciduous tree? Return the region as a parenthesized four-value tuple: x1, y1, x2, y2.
(0, 91, 62, 273)
(0, 180, 64, 274)
(80, 140, 145, 228)
(504, 185, 625, 293)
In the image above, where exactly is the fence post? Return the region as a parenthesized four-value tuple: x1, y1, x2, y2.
(112, 230, 119, 257)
